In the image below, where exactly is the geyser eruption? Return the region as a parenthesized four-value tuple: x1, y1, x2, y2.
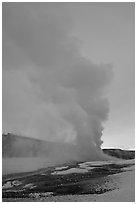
(3, 3, 113, 173)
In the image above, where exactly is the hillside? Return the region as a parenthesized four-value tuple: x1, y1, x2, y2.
(103, 148, 135, 160)
(2, 133, 135, 160)
(2, 133, 76, 158)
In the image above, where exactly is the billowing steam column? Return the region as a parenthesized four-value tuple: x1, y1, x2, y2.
(56, 63, 112, 161)
(3, 4, 113, 163)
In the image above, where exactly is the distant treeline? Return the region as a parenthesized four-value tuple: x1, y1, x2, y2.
(103, 148, 135, 160)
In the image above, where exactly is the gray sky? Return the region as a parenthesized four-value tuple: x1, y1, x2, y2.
(3, 3, 134, 149)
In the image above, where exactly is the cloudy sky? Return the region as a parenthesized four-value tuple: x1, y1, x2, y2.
(3, 3, 134, 150)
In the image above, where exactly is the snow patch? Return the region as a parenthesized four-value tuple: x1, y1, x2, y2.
(2, 180, 22, 189)
(23, 183, 35, 189)
(12, 180, 22, 186)
(2, 181, 13, 189)
(52, 167, 88, 175)
(55, 166, 68, 171)
(79, 161, 113, 167)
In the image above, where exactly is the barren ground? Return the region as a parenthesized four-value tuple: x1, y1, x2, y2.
(2, 159, 135, 202)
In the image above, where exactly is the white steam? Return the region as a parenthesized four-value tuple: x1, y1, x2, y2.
(3, 3, 113, 161)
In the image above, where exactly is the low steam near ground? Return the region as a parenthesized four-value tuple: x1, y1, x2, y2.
(3, 134, 134, 175)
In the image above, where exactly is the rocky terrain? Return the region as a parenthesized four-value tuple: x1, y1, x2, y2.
(2, 159, 135, 202)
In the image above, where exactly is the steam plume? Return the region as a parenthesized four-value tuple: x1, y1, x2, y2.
(3, 3, 113, 163)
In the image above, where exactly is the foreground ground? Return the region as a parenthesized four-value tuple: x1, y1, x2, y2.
(2, 159, 135, 202)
